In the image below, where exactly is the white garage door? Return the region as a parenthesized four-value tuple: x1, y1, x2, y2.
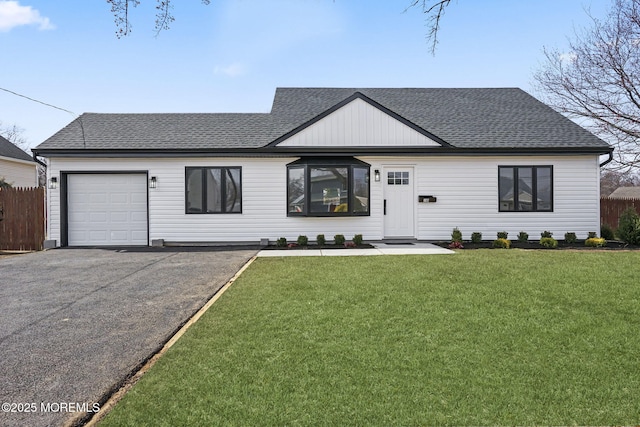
(67, 174, 148, 246)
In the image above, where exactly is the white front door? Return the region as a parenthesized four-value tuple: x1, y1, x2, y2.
(383, 167, 415, 238)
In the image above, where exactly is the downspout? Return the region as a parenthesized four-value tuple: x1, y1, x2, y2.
(599, 151, 613, 168)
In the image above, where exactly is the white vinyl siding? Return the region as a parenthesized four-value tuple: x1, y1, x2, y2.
(0, 157, 38, 188)
(276, 98, 441, 147)
(46, 155, 601, 245)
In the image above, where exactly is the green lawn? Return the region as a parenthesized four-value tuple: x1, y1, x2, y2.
(100, 251, 640, 426)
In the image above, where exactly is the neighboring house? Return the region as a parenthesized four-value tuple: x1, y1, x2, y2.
(608, 186, 640, 199)
(33, 87, 613, 247)
(0, 135, 38, 188)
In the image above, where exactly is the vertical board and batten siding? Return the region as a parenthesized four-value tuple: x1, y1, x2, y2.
(47, 155, 601, 245)
(277, 98, 441, 147)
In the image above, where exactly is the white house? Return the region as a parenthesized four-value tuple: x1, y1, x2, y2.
(33, 88, 612, 247)
(0, 135, 38, 188)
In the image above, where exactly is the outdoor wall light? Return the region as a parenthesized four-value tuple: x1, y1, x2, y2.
(150, 176, 157, 189)
(48, 177, 58, 189)
(374, 169, 380, 182)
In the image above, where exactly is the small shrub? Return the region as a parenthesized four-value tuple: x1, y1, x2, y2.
(287, 243, 298, 248)
(585, 237, 607, 247)
(587, 231, 598, 239)
(334, 234, 346, 245)
(451, 227, 463, 243)
(344, 242, 357, 248)
(517, 231, 529, 242)
(617, 207, 640, 245)
(540, 230, 553, 238)
(276, 237, 287, 247)
(492, 238, 511, 249)
(564, 232, 577, 244)
(600, 224, 615, 240)
(297, 235, 308, 246)
(471, 232, 482, 243)
(353, 234, 363, 246)
(316, 234, 326, 246)
(497, 231, 508, 239)
(448, 241, 464, 249)
(540, 237, 558, 249)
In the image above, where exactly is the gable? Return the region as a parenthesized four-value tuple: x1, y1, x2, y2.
(275, 97, 442, 148)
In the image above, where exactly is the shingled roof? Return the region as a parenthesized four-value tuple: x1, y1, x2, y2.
(34, 87, 611, 155)
(0, 135, 33, 162)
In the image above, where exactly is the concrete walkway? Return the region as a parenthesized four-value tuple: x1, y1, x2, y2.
(257, 242, 454, 257)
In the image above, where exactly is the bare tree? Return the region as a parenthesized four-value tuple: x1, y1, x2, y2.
(406, 0, 453, 54)
(601, 169, 640, 196)
(0, 122, 29, 152)
(534, 0, 640, 172)
(107, 0, 456, 48)
(106, 0, 210, 37)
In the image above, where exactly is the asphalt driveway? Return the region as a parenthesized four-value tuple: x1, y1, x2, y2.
(0, 247, 257, 427)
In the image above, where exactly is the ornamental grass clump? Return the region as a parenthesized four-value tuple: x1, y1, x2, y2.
(492, 238, 511, 249)
(540, 237, 558, 249)
(585, 237, 607, 247)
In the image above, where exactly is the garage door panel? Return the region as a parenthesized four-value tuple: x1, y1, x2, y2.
(67, 174, 148, 246)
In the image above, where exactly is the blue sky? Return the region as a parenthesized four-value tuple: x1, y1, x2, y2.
(1, 0, 610, 151)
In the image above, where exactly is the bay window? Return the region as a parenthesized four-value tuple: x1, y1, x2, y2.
(287, 158, 370, 216)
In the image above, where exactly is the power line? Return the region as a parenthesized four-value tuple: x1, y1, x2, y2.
(0, 86, 76, 116)
(1, 86, 88, 149)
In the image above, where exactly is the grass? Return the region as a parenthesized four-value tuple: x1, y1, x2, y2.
(100, 251, 640, 426)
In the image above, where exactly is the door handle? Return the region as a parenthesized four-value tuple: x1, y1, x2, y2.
(383, 199, 386, 215)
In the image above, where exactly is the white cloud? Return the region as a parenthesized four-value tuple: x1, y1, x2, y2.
(214, 62, 247, 77)
(0, 1, 55, 32)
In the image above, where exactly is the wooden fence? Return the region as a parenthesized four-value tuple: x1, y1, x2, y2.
(600, 197, 640, 230)
(0, 187, 45, 251)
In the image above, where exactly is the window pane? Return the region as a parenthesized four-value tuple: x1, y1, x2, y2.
(517, 167, 533, 211)
(387, 172, 395, 185)
(206, 169, 222, 213)
(225, 168, 241, 212)
(310, 167, 348, 213)
(288, 167, 305, 213)
(186, 169, 203, 213)
(536, 167, 552, 211)
(352, 167, 369, 213)
(499, 168, 515, 211)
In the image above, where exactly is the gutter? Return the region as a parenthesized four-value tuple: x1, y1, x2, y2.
(32, 153, 47, 168)
(599, 151, 613, 168)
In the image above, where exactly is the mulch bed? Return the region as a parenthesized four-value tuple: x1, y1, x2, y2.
(433, 240, 640, 250)
(262, 243, 376, 250)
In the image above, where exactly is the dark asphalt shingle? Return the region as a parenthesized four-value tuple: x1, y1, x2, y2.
(0, 135, 33, 161)
(34, 88, 610, 152)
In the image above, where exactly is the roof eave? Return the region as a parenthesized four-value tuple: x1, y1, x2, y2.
(32, 145, 613, 158)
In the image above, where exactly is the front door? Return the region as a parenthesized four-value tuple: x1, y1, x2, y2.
(383, 167, 415, 238)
